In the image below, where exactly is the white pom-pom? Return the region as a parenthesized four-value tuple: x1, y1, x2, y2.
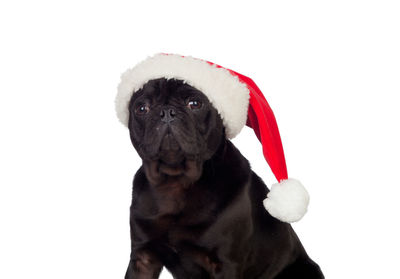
(263, 178, 309, 223)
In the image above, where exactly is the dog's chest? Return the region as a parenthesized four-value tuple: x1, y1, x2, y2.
(136, 181, 217, 243)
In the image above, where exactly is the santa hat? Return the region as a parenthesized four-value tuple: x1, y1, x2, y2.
(116, 53, 309, 223)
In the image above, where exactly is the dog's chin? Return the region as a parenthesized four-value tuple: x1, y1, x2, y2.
(158, 150, 186, 176)
(142, 157, 203, 186)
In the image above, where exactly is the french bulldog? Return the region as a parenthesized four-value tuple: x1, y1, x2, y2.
(124, 78, 324, 279)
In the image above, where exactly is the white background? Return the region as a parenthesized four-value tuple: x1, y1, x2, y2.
(1, 1, 399, 278)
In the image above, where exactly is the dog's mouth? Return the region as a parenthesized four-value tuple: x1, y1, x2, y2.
(142, 126, 203, 184)
(143, 157, 202, 186)
(158, 158, 186, 176)
(157, 130, 185, 176)
(160, 130, 180, 151)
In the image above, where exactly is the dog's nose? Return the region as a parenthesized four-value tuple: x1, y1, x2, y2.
(160, 107, 176, 123)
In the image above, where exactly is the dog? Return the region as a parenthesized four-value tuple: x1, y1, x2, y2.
(123, 78, 324, 279)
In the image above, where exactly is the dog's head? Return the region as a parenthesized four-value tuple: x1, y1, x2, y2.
(128, 78, 225, 185)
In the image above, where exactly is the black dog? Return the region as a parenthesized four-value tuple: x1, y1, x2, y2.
(124, 78, 324, 279)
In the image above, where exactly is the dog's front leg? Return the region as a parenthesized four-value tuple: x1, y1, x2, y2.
(125, 249, 163, 279)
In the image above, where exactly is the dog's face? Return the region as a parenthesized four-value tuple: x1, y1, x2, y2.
(128, 78, 224, 185)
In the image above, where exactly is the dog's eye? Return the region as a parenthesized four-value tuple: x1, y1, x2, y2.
(187, 100, 202, 109)
(136, 104, 150, 115)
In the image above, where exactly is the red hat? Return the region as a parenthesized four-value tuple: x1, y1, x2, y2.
(116, 53, 309, 223)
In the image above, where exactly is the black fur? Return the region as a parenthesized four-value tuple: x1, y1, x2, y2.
(124, 78, 324, 278)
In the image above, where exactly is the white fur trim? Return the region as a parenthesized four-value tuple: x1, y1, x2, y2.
(263, 178, 309, 223)
(115, 54, 250, 139)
